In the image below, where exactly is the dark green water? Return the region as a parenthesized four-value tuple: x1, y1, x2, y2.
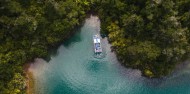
(30, 16, 190, 94)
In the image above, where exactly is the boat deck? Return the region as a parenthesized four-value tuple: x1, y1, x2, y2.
(93, 35, 102, 53)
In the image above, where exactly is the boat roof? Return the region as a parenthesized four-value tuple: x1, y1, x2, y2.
(93, 35, 101, 43)
(94, 39, 100, 43)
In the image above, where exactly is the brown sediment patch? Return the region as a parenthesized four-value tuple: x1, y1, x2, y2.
(23, 58, 49, 94)
(24, 63, 35, 94)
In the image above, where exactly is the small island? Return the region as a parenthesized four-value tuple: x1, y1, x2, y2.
(0, 0, 190, 94)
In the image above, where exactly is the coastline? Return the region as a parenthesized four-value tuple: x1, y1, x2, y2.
(21, 15, 190, 94)
(24, 63, 35, 94)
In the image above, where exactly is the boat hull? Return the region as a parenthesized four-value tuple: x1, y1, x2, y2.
(93, 35, 102, 53)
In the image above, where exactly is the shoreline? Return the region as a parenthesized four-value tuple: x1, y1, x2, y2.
(22, 15, 100, 94)
(24, 63, 35, 94)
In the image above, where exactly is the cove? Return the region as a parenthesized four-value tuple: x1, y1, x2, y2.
(29, 16, 190, 94)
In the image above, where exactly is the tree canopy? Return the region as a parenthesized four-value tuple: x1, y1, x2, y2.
(0, 0, 190, 93)
(92, 0, 190, 77)
(0, 0, 89, 93)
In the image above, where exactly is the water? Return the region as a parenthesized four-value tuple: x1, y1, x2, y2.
(29, 16, 190, 94)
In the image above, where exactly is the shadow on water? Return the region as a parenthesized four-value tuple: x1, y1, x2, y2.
(86, 60, 107, 73)
(87, 60, 103, 72)
(46, 29, 83, 60)
(141, 60, 190, 89)
(63, 29, 82, 48)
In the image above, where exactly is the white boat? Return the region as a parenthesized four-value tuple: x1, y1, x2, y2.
(93, 34, 102, 53)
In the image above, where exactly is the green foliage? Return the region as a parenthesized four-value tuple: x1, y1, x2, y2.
(93, 0, 190, 77)
(0, 0, 89, 93)
(6, 73, 25, 94)
(1, 0, 190, 93)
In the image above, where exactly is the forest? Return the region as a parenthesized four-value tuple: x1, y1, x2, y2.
(0, 0, 190, 93)
(0, 0, 89, 93)
(93, 0, 190, 77)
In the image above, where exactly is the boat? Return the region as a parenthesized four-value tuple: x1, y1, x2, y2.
(93, 34, 102, 53)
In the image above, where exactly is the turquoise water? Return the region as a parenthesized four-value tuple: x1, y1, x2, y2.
(30, 16, 190, 94)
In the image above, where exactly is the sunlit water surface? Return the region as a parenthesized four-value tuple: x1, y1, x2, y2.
(29, 16, 190, 94)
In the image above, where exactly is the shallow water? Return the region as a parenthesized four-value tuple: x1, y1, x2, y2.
(29, 16, 190, 94)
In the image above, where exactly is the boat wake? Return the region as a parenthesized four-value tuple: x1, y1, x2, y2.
(93, 53, 106, 59)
